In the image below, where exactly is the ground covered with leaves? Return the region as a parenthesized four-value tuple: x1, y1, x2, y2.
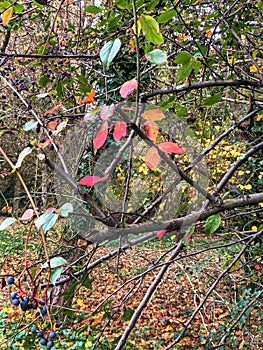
(0, 224, 263, 349)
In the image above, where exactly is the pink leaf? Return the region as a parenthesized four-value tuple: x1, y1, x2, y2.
(144, 120, 159, 141)
(145, 147, 160, 169)
(100, 104, 115, 121)
(48, 121, 58, 131)
(93, 121, 108, 154)
(20, 209, 35, 222)
(79, 173, 109, 187)
(120, 79, 138, 98)
(158, 142, 185, 154)
(157, 229, 167, 239)
(113, 121, 127, 142)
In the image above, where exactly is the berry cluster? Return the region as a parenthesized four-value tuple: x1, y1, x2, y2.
(8, 276, 56, 348)
(31, 326, 56, 348)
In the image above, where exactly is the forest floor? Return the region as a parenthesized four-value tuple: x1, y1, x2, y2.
(0, 224, 262, 349)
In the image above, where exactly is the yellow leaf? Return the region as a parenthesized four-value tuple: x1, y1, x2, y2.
(85, 340, 92, 347)
(2, 7, 13, 26)
(250, 65, 257, 73)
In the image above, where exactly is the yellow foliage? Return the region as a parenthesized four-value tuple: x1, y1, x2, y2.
(1, 7, 13, 26)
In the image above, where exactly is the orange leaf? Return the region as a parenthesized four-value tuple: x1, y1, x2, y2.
(145, 147, 160, 169)
(81, 89, 96, 104)
(79, 173, 109, 186)
(113, 121, 127, 142)
(144, 120, 159, 141)
(120, 79, 138, 98)
(93, 121, 108, 154)
(158, 142, 185, 154)
(2, 7, 13, 26)
(157, 229, 167, 239)
(38, 139, 53, 149)
(142, 109, 165, 121)
(254, 263, 261, 271)
(44, 103, 62, 116)
(48, 121, 58, 131)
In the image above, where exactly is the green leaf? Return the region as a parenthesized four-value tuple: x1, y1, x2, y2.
(100, 39, 121, 67)
(176, 60, 194, 82)
(35, 212, 55, 231)
(59, 202, 73, 217)
(23, 120, 38, 131)
(50, 266, 63, 285)
(204, 94, 222, 106)
(84, 5, 101, 14)
(42, 256, 68, 269)
(158, 10, 176, 24)
(82, 274, 94, 290)
(122, 309, 135, 321)
(146, 49, 167, 65)
(116, 0, 131, 9)
(174, 51, 192, 65)
(0, 2, 11, 12)
(205, 213, 221, 235)
(38, 75, 49, 87)
(139, 15, 164, 45)
(14, 3, 24, 13)
(0, 217, 16, 231)
(42, 213, 58, 233)
(53, 119, 68, 135)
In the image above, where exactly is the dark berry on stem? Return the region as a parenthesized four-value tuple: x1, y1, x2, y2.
(40, 338, 47, 345)
(10, 292, 17, 299)
(47, 340, 54, 348)
(7, 276, 15, 285)
(12, 298, 20, 306)
(49, 331, 56, 339)
(31, 325, 37, 333)
(40, 305, 47, 315)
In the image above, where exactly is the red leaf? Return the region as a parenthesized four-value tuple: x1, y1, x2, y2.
(144, 120, 159, 141)
(93, 121, 108, 154)
(145, 147, 160, 169)
(81, 89, 96, 104)
(113, 121, 127, 142)
(158, 142, 185, 154)
(142, 109, 165, 121)
(157, 229, 167, 239)
(44, 103, 62, 116)
(48, 121, 58, 131)
(79, 173, 109, 187)
(120, 79, 138, 98)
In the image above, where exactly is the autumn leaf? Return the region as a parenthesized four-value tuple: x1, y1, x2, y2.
(158, 142, 185, 154)
(20, 209, 35, 222)
(48, 121, 58, 131)
(44, 103, 62, 116)
(2, 7, 13, 26)
(38, 139, 53, 149)
(79, 173, 109, 186)
(144, 120, 159, 141)
(120, 79, 138, 98)
(156, 229, 167, 239)
(113, 121, 127, 142)
(93, 121, 108, 154)
(142, 109, 165, 121)
(81, 89, 96, 104)
(145, 147, 160, 169)
(100, 104, 115, 120)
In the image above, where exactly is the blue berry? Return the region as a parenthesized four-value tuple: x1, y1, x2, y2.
(10, 292, 17, 299)
(7, 276, 15, 285)
(31, 325, 37, 333)
(40, 305, 47, 315)
(47, 340, 54, 348)
(40, 338, 47, 345)
(20, 300, 29, 311)
(37, 331, 43, 338)
(49, 331, 56, 339)
(23, 296, 30, 303)
(12, 298, 20, 306)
